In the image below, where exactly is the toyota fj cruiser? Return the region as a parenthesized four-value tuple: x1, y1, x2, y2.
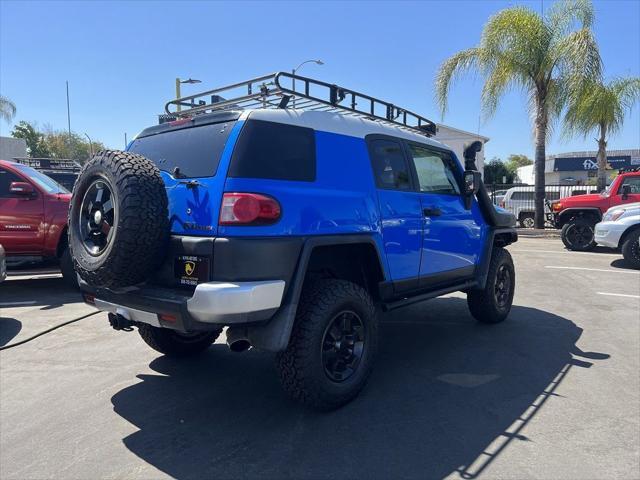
(70, 73, 517, 410)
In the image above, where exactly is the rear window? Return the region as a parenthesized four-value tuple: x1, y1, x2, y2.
(228, 120, 316, 181)
(128, 121, 235, 178)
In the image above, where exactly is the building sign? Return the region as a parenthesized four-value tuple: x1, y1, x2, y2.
(554, 155, 635, 171)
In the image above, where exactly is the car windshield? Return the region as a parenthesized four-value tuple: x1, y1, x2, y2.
(14, 164, 70, 194)
(128, 121, 236, 178)
(601, 183, 614, 196)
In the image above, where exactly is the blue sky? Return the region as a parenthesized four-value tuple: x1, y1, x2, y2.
(1, 0, 638, 161)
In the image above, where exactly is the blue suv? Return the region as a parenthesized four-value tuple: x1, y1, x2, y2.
(69, 73, 517, 410)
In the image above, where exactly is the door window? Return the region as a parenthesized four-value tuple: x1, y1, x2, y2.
(369, 139, 412, 190)
(0, 169, 22, 197)
(407, 145, 460, 195)
(619, 177, 640, 194)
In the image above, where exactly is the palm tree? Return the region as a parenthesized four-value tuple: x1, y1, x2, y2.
(564, 77, 640, 191)
(435, 0, 601, 228)
(0, 95, 16, 123)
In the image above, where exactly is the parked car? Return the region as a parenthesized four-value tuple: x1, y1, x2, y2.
(0, 244, 6, 283)
(0, 159, 76, 285)
(12, 158, 81, 192)
(70, 73, 517, 411)
(595, 202, 640, 268)
(552, 169, 640, 250)
(501, 185, 597, 228)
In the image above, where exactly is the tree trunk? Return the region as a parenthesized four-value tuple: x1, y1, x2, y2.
(533, 93, 548, 230)
(596, 123, 608, 192)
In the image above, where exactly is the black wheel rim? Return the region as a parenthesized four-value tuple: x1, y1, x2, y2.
(494, 264, 511, 308)
(79, 178, 116, 256)
(321, 310, 365, 382)
(567, 224, 593, 248)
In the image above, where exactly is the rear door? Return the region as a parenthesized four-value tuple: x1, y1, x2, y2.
(367, 136, 422, 292)
(0, 167, 45, 254)
(404, 143, 483, 286)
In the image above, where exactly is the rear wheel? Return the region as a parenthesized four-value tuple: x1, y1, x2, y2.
(138, 324, 222, 357)
(275, 279, 377, 411)
(467, 247, 515, 324)
(519, 213, 535, 229)
(621, 229, 640, 269)
(59, 246, 78, 289)
(561, 217, 596, 251)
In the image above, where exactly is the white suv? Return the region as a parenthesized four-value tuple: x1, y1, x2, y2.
(595, 202, 640, 268)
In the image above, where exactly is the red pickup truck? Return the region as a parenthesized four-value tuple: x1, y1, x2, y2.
(0, 159, 76, 284)
(552, 169, 640, 250)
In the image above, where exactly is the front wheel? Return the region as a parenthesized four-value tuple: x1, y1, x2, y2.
(561, 218, 596, 251)
(138, 324, 222, 357)
(275, 279, 378, 411)
(621, 229, 640, 269)
(519, 213, 535, 229)
(467, 247, 515, 324)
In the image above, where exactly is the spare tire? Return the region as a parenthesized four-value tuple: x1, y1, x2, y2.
(68, 150, 169, 288)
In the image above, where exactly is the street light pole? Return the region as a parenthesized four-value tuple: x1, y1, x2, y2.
(175, 77, 202, 113)
(292, 59, 324, 108)
(84, 132, 94, 158)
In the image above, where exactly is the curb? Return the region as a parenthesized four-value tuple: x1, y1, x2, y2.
(516, 228, 561, 238)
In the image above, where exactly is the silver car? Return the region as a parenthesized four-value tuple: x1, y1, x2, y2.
(595, 202, 640, 268)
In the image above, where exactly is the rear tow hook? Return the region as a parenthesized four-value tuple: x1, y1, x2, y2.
(108, 313, 135, 332)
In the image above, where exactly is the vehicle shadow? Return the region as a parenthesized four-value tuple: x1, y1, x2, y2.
(0, 318, 22, 346)
(610, 258, 639, 271)
(0, 277, 82, 309)
(111, 298, 608, 480)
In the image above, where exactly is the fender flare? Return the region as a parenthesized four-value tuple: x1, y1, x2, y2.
(246, 234, 385, 352)
(557, 208, 602, 225)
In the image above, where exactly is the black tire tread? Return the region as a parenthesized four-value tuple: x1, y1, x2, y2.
(561, 217, 596, 251)
(138, 324, 222, 357)
(467, 247, 515, 324)
(68, 150, 169, 288)
(275, 279, 377, 411)
(621, 228, 640, 269)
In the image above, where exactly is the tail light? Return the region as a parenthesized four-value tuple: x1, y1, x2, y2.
(552, 201, 563, 212)
(219, 193, 281, 225)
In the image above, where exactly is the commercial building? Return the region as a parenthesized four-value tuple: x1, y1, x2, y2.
(517, 149, 640, 185)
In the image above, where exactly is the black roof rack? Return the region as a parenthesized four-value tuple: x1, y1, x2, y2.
(618, 166, 640, 174)
(164, 72, 437, 137)
(13, 157, 82, 172)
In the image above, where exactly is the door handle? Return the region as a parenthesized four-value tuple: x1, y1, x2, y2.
(423, 207, 442, 217)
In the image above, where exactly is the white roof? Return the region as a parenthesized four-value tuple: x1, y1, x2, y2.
(243, 109, 448, 150)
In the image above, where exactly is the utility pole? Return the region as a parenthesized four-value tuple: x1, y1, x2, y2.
(66, 81, 72, 157)
(124, 132, 128, 149)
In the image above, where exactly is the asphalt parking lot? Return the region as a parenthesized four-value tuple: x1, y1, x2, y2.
(1, 237, 639, 480)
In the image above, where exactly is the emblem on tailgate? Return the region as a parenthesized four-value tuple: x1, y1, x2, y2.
(184, 261, 195, 276)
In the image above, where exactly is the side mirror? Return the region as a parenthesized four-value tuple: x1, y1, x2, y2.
(621, 184, 631, 199)
(463, 170, 481, 209)
(9, 182, 35, 197)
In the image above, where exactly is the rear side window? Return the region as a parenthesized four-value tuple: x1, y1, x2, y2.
(228, 120, 316, 181)
(407, 144, 460, 195)
(368, 139, 412, 190)
(128, 121, 235, 178)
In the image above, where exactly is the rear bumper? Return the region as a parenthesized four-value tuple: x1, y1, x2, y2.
(84, 279, 285, 332)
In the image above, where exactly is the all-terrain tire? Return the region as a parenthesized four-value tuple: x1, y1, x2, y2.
(68, 150, 169, 288)
(138, 324, 222, 357)
(621, 229, 640, 269)
(59, 246, 79, 289)
(467, 247, 515, 324)
(561, 217, 596, 251)
(275, 279, 377, 411)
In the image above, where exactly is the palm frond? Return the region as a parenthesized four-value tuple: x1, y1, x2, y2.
(547, 0, 595, 37)
(0, 95, 17, 123)
(434, 47, 481, 117)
